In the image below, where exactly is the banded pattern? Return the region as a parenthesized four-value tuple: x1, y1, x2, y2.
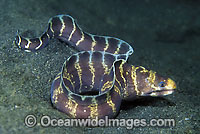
(15, 15, 176, 119)
(15, 15, 133, 56)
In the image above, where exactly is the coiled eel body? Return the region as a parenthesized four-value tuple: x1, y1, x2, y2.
(15, 15, 176, 119)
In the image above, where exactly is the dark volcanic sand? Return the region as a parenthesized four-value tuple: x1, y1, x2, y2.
(0, 0, 199, 133)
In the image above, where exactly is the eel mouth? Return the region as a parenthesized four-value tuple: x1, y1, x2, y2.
(143, 88, 175, 97)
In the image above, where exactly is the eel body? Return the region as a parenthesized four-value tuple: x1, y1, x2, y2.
(15, 15, 176, 119)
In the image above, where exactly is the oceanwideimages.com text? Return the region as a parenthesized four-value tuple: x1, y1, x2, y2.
(25, 115, 175, 129)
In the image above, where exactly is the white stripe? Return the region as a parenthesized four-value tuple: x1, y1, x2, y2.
(35, 37, 43, 50)
(17, 35, 22, 48)
(59, 15, 65, 37)
(25, 39, 31, 49)
(68, 18, 76, 41)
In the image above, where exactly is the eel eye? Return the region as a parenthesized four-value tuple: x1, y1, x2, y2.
(159, 81, 166, 88)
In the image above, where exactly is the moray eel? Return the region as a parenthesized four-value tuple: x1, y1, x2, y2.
(15, 15, 176, 119)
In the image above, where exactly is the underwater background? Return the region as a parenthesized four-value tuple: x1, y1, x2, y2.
(0, 0, 199, 133)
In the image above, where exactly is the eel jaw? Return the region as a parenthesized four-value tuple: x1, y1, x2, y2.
(141, 88, 175, 97)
